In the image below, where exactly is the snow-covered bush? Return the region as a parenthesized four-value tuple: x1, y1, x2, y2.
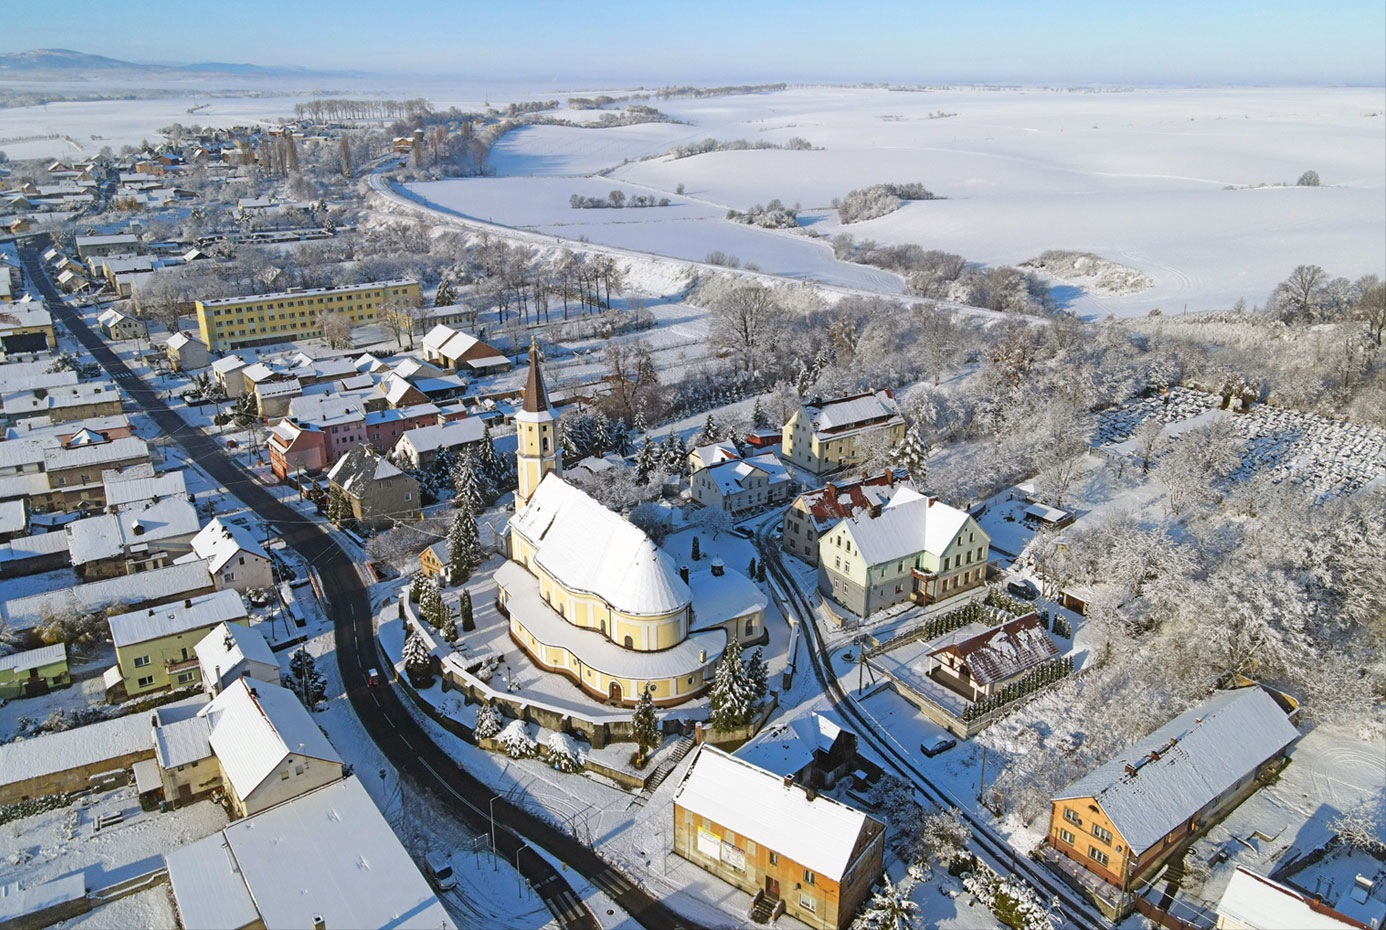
(474, 701, 503, 740)
(962, 866, 1059, 930)
(498, 719, 536, 758)
(852, 876, 919, 930)
(545, 731, 585, 773)
(836, 182, 937, 225)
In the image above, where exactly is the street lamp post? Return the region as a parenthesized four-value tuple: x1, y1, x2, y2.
(488, 794, 501, 871)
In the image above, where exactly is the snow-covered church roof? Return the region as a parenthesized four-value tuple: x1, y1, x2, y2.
(1054, 687, 1299, 855)
(511, 474, 691, 617)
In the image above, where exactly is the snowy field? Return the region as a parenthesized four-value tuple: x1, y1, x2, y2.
(409, 85, 1385, 317)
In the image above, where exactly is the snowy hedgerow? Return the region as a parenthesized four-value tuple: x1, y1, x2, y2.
(498, 719, 536, 758)
(474, 701, 503, 739)
(545, 731, 584, 773)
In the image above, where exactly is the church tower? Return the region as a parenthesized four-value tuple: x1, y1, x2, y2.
(515, 338, 561, 508)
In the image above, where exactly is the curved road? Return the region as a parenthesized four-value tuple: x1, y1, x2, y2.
(754, 525, 1111, 930)
(20, 238, 697, 930)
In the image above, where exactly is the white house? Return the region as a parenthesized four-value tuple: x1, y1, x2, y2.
(185, 517, 273, 592)
(164, 776, 455, 930)
(194, 621, 280, 695)
(690, 451, 793, 515)
(391, 418, 486, 470)
(165, 332, 210, 371)
(97, 308, 147, 341)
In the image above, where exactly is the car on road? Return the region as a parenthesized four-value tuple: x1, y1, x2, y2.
(1007, 579, 1040, 601)
(424, 851, 456, 891)
(366, 668, 382, 687)
(921, 735, 957, 757)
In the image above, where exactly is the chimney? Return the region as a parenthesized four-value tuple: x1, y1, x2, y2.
(783, 774, 794, 788)
(802, 784, 818, 801)
(312, 916, 325, 930)
(886, 470, 896, 487)
(1124, 764, 1136, 776)
(698, 649, 707, 662)
(184, 599, 192, 608)
(680, 565, 689, 584)
(710, 557, 724, 577)
(150, 713, 158, 727)
(869, 504, 882, 519)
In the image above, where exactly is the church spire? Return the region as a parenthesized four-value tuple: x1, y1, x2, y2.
(522, 336, 551, 414)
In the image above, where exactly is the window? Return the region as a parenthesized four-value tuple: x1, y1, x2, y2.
(1092, 824, 1113, 845)
(799, 893, 817, 914)
(177, 672, 194, 684)
(281, 771, 290, 781)
(803, 870, 815, 886)
(769, 851, 778, 866)
(1063, 808, 1081, 826)
(1088, 846, 1110, 867)
(404, 492, 412, 501)
(133, 655, 151, 668)
(1059, 828, 1075, 845)
(137, 675, 154, 688)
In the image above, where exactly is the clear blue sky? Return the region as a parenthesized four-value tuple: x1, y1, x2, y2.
(5, 0, 1384, 85)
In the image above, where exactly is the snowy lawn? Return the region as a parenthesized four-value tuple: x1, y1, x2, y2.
(59, 885, 177, 930)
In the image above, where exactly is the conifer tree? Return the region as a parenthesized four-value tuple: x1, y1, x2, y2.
(459, 589, 474, 632)
(403, 629, 433, 687)
(327, 485, 351, 525)
(746, 647, 768, 709)
(691, 536, 701, 561)
(447, 508, 483, 583)
(751, 398, 769, 430)
(710, 638, 753, 731)
(451, 453, 486, 515)
(631, 686, 660, 765)
(891, 425, 930, 482)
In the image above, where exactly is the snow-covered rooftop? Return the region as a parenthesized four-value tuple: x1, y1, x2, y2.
(65, 495, 199, 567)
(165, 776, 454, 930)
(511, 474, 690, 617)
(697, 451, 789, 495)
(834, 486, 971, 565)
(809, 391, 901, 434)
(189, 517, 269, 573)
(102, 468, 187, 509)
(153, 698, 214, 769)
(1054, 687, 1300, 855)
(1, 560, 214, 630)
(41, 435, 146, 473)
(674, 744, 882, 880)
(1216, 867, 1360, 930)
(0, 497, 25, 535)
(107, 589, 248, 648)
(194, 622, 277, 680)
(200, 678, 342, 800)
(394, 418, 484, 455)
(929, 614, 1057, 686)
(0, 642, 65, 675)
(687, 566, 768, 631)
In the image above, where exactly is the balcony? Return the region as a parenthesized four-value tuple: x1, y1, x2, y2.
(166, 656, 199, 673)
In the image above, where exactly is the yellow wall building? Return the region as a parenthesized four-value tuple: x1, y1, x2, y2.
(195, 280, 420, 351)
(107, 590, 249, 699)
(781, 391, 906, 476)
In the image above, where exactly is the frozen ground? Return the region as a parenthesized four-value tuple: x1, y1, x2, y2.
(410, 85, 1385, 318)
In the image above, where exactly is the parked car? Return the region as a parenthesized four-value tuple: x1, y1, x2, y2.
(1007, 579, 1040, 601)
(921, 735, 957, 757)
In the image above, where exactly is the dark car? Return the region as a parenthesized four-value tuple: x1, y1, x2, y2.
(1007, 580, 1040, 601)
(921, 735, 957, 757)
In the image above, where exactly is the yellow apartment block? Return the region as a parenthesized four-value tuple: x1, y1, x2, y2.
(195, 280, 420, 351)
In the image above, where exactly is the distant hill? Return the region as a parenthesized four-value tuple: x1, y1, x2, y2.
(0, 48, 345, 78)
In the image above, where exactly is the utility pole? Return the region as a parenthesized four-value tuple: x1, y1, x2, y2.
(977, 745, 987, 804)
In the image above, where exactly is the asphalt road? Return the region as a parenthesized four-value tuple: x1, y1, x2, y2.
(20, 238, 697, 930)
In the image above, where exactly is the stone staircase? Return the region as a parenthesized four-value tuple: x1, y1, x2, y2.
(749, 890, 780, 924)
(630, 737, 696, 807)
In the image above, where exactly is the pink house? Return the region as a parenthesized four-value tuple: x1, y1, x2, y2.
(268, 419, 328, 480)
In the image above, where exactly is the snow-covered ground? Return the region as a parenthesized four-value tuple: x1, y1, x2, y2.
(409, 85, 1385, 318)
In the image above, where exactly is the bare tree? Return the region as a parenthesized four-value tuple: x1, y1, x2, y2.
(1133, 416, 1165, 473)
(1356, 274, 1386, 347)
(315, 309, 355, 349)
(339, 132, 352, 178)
(709, 283, 782, 374)
(1270, 264, 1327, 321)
(378, 292, 422, 349)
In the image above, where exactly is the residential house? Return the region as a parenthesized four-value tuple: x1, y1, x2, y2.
(194, 279, 421, 352)
(253, 374, 302, 420)
(0, 497, 25, 541)
(362, 402, 440, 453)
(1215, 867, 1371, 930)
(209, 354, 249, 397)
(32, 435, 150, 511)
(164, 776, 455, 930)
(326, 444, 420, 529)
(0, 643, 69, 700)
(164, 332, 211, 371)
(267, 417, 327, 480)
(690, 451, 793, 515)
(687, 440, 740, 472)
(419, 539, 450, 582)
(74, 233, 141, 259)
(781, 391, 905, 476)
(185, 517, 273, 592)
(151, 677, 342, 816)
(97, 308, 147, 341)
(107, 589, 249, 699)
(0, 302, 57, 352)
(928, 614, 1059, 701)
(420, 323, 511, 373)
(2, 381, 123, 426)
(195, 622, 279, 695)
(782, 471, 903, 566)
(101, 466, 187, 510)
(818, 486, 989, 617)
(391, 417, 485, 470)
(672, 745, 885, 930)
(65, 495, 200, 579)
(1047, 687, 1300, 913)
(0, 560, 215, 634)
